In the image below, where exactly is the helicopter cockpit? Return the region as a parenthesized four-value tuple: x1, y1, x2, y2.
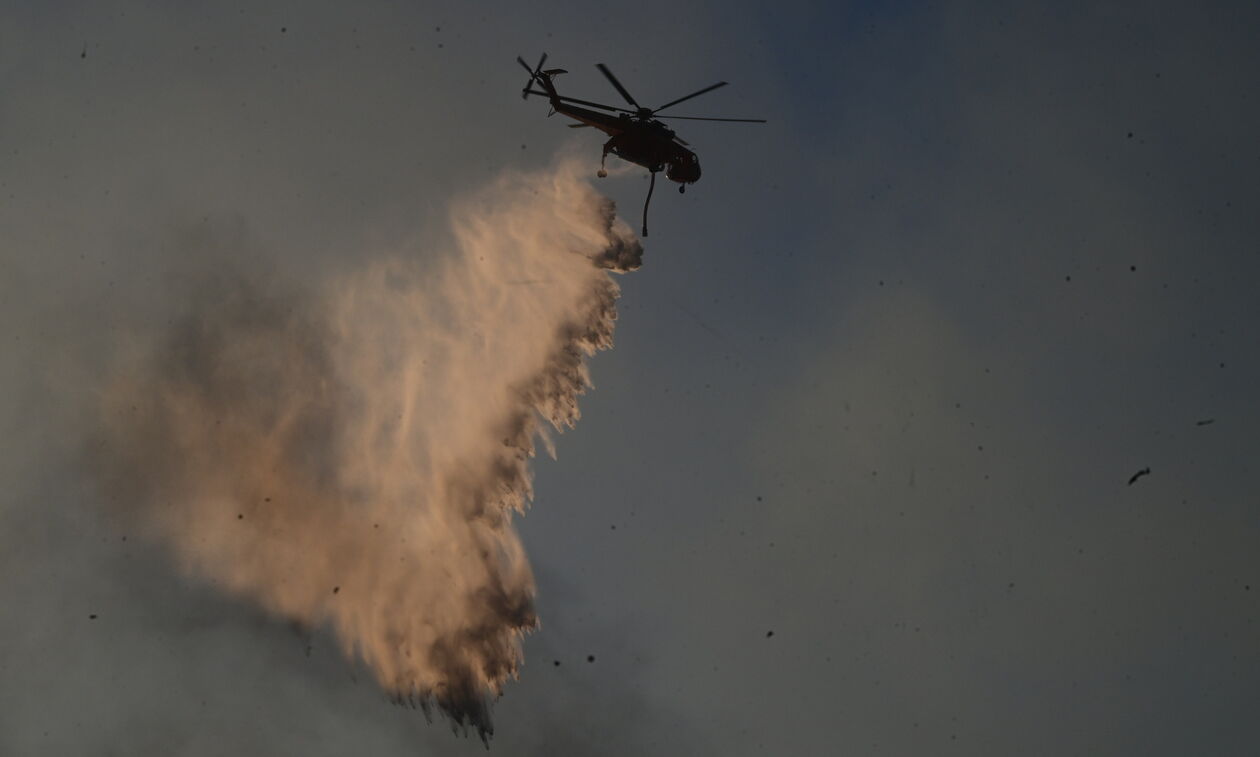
(666, 150, 701, 186)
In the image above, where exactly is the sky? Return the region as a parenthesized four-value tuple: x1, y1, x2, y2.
(2, 1, 1259, 755)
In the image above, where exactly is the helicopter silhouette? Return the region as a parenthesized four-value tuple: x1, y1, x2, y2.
(518, 54, 765, 236)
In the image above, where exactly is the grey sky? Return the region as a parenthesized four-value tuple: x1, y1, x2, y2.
(2, 1, 1258, 755)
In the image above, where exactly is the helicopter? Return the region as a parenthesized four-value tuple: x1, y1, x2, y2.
(517, 53, 765, 236)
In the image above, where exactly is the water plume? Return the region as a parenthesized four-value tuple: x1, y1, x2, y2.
(93, 159, 641, 741)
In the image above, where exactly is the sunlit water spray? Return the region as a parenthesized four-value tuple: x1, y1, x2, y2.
(94, 159, 642, 740)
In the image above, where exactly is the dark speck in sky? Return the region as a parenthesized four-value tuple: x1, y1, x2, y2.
(587, 655, 595, 663)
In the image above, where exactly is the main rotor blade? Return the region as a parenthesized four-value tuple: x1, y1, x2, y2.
(523, 89, 635, 113)
(595, 63, 640, 109)
(568, 123, 592, 128)
(654, 115, 768, 123)
(652, 81, 728, 114)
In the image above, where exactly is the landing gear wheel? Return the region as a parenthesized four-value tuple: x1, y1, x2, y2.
(679, 184, 686, 194)
(597, 169, 608, 178)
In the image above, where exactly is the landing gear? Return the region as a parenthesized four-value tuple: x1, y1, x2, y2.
(599, 138, 617, 179)
(679, 184, 686, 194)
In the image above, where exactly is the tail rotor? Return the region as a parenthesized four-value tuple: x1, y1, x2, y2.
(517, 53, 547, 99)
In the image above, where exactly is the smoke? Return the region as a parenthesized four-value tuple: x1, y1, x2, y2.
(91, 159, 642, 741)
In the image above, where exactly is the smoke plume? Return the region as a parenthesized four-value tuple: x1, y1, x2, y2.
(92, 160, 641, 740)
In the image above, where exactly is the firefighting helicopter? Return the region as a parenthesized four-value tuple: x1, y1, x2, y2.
(517, 53, 765, 236)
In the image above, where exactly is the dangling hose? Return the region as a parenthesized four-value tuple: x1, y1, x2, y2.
(642, 170, 656, 237)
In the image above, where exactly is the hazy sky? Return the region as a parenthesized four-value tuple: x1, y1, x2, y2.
(2, 1, 1258, 755)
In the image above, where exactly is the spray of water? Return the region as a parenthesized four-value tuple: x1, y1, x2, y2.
(93, 159, 642, 740)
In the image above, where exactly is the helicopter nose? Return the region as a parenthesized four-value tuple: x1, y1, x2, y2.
(667, 160, 701, 184)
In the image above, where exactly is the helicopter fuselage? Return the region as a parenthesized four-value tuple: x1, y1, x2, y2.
(517, 54, 764, 236)
(535, 87, 701, 184)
